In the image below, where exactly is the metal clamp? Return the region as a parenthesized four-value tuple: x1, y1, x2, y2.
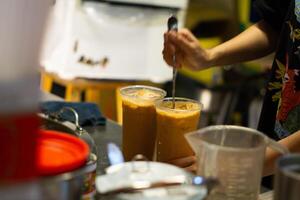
(48, 107, 83, 136)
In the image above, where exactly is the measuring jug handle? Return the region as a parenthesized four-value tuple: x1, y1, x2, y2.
(265, 137, 289, 155)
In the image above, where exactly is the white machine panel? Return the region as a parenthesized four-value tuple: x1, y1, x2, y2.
(42, 0, 188, 83)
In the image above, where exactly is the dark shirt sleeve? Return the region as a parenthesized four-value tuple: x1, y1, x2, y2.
(254, 0, 291, 31)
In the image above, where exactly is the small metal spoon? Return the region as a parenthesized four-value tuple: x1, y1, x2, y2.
(168, 15, 178, 109)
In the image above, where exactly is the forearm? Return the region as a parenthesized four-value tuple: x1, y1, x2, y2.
(263, 130, 300, 176)
(207, 20, 279, 67)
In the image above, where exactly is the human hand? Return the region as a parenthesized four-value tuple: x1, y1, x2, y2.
(168, 155, 197, 174)
(163, 28, 212, 71)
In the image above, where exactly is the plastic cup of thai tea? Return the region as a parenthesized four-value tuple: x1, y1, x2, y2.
(155, 97, 202, 162)
(120, 85, 166, 161)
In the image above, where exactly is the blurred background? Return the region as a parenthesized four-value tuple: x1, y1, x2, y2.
(40, 0, 273, 129)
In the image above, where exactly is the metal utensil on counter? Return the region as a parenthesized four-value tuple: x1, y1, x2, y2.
(168, 15, 178, 109)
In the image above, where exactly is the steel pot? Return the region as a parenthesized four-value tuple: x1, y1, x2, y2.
(0, 154, 96, 200)
(0, 107, 97, 200)
(39, 107, 97, 155)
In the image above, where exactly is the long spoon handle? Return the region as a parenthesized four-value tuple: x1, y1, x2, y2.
(167, 15, 178, 109)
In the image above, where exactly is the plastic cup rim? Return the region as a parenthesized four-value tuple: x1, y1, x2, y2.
(120, 85, 166, 101)
(186, 125, 267, 152)
(155, 97, 203, 112)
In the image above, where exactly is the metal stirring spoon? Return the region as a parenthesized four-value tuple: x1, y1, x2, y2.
(168, 15, 178, 109)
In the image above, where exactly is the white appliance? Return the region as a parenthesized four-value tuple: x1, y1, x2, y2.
(42, 0, 188, 83)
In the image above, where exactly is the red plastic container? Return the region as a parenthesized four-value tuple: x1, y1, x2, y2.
(36, 130, 89, 176)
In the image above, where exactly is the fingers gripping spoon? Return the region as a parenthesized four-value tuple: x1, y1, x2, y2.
(168, 15, 178, 109)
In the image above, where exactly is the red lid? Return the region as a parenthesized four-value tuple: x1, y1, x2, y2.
(36, 130, 89, 176)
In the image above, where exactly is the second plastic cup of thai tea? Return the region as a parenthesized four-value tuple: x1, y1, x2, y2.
(120, 85, 166, 161)
(155, 97, 202, 162)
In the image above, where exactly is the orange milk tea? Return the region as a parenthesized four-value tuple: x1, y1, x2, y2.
(156, 98, 201, 162)
(120, 86, 166, 161)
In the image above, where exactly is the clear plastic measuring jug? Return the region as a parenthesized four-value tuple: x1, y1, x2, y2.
(185, 125, 289, 200)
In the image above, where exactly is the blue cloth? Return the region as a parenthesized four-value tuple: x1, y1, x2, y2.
(40, 101, 106, 126)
